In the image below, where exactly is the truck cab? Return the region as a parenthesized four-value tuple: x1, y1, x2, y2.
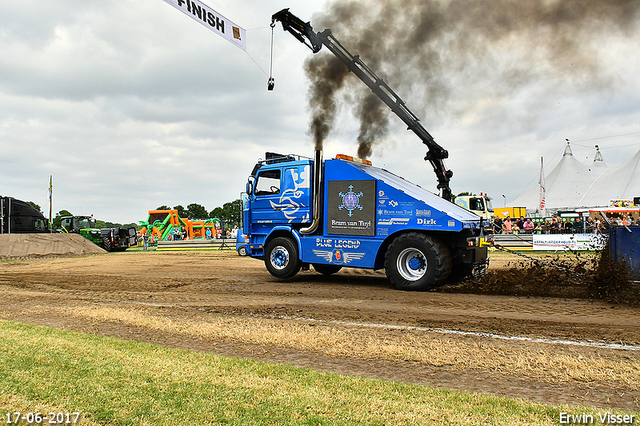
(454, 194, 493, 220)
(244, 152, 488, 290)
(0, 196, 49, 234)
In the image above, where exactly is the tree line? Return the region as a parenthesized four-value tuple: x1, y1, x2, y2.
(28, 199, 243, 231)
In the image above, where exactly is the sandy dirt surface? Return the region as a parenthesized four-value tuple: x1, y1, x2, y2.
(1, 250, 638, 411)
(0, 233, 106, 259)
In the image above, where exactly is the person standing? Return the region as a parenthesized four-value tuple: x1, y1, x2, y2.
(502, 217, 513, 234)
(143, 233, 149, 251)
(523, 218, 535, 233)
(493, 217, 503, 234)
(572, 217, 583, 234)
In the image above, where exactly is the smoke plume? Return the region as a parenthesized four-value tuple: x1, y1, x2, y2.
(304, 0, 640, 157)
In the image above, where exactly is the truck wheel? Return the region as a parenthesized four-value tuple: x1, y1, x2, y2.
(265, 237, 301, 279)
(237, 246, 247, 256)
(385, 232, 451, 291)
(312, 264, 342, 275)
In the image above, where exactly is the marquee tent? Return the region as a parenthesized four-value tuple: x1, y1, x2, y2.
(510, 143, 618, 215)
(577, 148, 640, 208)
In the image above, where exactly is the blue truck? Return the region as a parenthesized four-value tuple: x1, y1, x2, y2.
(243, 151, 488, 290)
(241, 10, 489, 290)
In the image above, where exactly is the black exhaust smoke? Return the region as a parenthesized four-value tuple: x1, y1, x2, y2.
(305, 0, 640, 157)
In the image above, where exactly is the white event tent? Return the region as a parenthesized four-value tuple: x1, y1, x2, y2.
(510, 142, 640, 216)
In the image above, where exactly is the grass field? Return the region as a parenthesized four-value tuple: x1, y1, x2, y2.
(1, 320, 636, 426)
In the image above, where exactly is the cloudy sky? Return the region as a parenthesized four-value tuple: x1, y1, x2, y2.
(1, 0, 639, 224)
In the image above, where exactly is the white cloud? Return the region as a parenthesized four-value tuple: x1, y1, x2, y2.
(1, 0, 639, 223)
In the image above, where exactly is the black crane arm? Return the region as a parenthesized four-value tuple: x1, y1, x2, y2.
(272, 8, 453, 200)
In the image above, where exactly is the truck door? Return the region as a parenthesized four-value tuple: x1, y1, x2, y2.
(251, 168, 283, 224)
(280, 165, 311, 224)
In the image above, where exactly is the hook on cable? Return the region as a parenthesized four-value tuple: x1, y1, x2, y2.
(268, 22, 276, 91)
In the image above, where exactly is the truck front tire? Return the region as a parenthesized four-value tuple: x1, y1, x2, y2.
(265, 237, 301, 279)
(385, 232, 451, 291)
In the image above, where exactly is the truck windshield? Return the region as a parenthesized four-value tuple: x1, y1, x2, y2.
(471, 198, 485, 211)
(76, 218, 93, 229)
(485, 198, 494, 213)
(34, 219, 47, 232)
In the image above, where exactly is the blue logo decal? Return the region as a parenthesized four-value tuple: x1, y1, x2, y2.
(338, 185, 364, 217)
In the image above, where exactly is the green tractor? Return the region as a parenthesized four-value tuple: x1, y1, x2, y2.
(59, 216, 137, 252)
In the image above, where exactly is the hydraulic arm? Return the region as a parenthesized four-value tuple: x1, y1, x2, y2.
(271, 8, 453, 200)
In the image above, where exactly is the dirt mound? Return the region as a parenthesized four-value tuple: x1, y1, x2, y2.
(0, 233, 106, 260)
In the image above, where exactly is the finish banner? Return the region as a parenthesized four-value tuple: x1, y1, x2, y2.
(162, 0, 246, 51)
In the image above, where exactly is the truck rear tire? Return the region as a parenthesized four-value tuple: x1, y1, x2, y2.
(312, 264, 342, 275)
(265, 237, 301, 279)
(385, 232, 451, 291)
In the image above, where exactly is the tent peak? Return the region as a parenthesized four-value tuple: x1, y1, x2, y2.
(563, 140, 573, 156)
(593, 145, 605, 163)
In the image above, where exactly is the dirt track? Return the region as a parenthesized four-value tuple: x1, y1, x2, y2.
(1, 250, 638, 411)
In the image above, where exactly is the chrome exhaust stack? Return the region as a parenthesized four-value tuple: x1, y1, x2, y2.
(301, 150, 323, 234)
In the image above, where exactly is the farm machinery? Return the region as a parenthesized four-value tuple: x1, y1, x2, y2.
(59, 215, 137, 252)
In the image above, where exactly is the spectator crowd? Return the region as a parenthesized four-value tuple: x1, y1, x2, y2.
(491, 214, 639, 235)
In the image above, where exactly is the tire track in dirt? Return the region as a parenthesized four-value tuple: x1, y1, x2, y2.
(1, 251, 639, 410)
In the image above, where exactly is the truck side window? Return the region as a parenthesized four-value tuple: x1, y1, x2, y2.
(255, 170, 281, 196)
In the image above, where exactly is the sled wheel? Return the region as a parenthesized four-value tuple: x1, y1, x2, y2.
(385, 232, 451, 291)
(102, 237, 113, 252)
(312, 264, 342, 275)
(265, 237, 301, 279)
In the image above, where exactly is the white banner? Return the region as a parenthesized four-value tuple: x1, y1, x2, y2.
(533, 234, 607, 251)
(162, 0, 246, 51)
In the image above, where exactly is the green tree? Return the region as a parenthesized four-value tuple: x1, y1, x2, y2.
(223, 199, 243, 228)
(173, 205, 188, 218)
(209, 207, 224, 219)
(27, 201, 42, 213)
(156, 205, 170, 211)
(209, 199, 243, 230)
(187, 203, 208, 219)
(52, 210, 73, 230)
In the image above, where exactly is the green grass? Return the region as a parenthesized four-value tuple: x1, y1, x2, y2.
(0, 320, 633, 426)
